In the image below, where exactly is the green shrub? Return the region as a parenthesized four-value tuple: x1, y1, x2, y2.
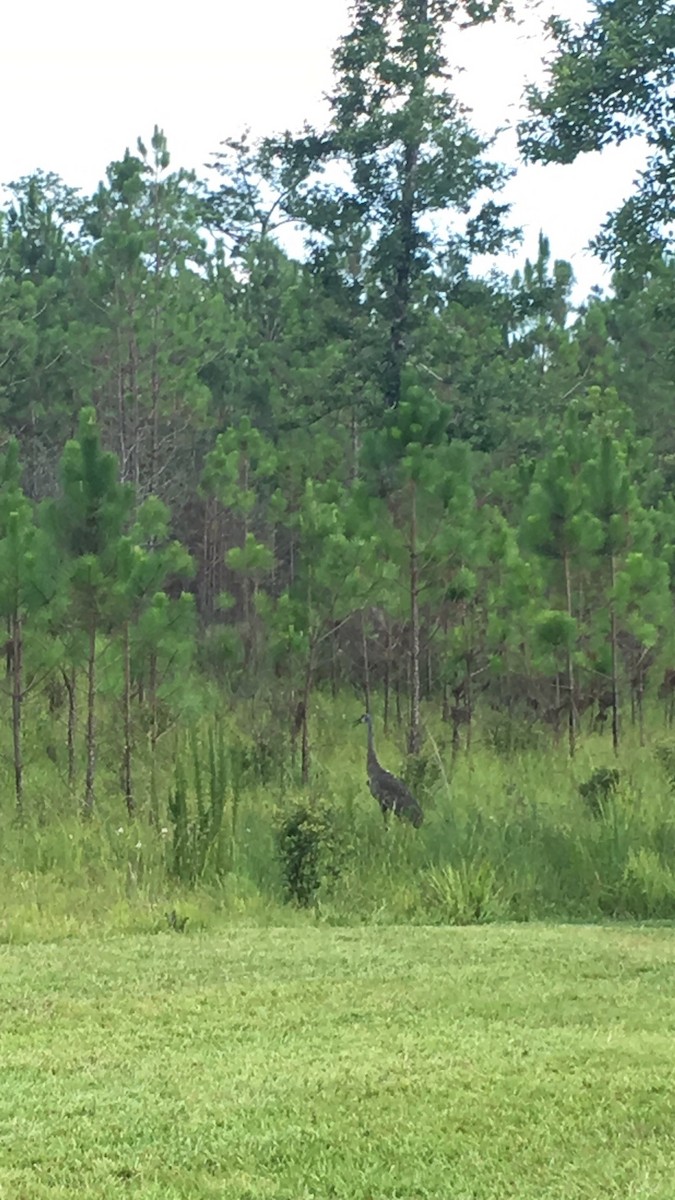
(277, 804, 343, 907)
(401, 749, 442, 803)
(579, 767, 621, 817)
(654, 742, 675, 790)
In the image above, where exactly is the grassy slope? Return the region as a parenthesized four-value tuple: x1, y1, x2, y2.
(2, 924, 675, 1199)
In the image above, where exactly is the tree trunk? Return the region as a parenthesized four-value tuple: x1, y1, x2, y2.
(465, 660, 474, 756)
(331, 624, 339, 700)
(350, 408, 361, 485)
(441, 612, 450, 723)
(637, 680, 645, 748)
(408, 481, 422, 754)
(84, 617, 97, 818)
(425, 639, 432, 701)
(149, 651, 159, 826)
(300, 647, 315, 786)
(11, 612, 23, 818)
(122, 619, 134, 818)
(62, 666, 77, 790)
(386, 0, 426, 407)
(361, 611, 372, 714)
(563, 548, 576, 758)
(383, 625, 391, 733)
(610, 553, 620, 754)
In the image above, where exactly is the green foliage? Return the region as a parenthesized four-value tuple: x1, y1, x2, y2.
(654, 741, 675, 790)
(622, 847, 675, 918)
(579, 766, 621, 817)
(519, 0, 675, 270)
(261, 0, 515, 410)
(401, 748, 442, 802)
(276, 803, 343, 907)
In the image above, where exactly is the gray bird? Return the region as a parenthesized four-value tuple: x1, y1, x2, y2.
(354, 713, 424, 828)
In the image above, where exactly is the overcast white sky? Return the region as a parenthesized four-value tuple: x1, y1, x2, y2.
(0, 0, 646, 299)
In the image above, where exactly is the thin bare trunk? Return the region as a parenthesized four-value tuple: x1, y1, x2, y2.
(331, 624, 339, 700)
(62, 666, 77, 790)
(361, 611, 372, 714)
(117, 358, 128, 478)
(150, 360, 159, 495)
(383, 625, 391, 733)
(129, 328, 141, 493)
(241, 458, 251, 636)
(610, 554, 620, 754)
(300, 647, 315, 786)
(149, 651, 159, 826)
(441, 613, 450, 723)
(386, 0, 425, 406)
(408, 481, 422, 755)
(563, 549, 576, 758)
(84, 617, 97, 818)
(202, 499, 211, 617)
(637, 685, 645, 748)
(465, 662, 473, 756)
(350, 408, 361, 485)
(122, 620, 134, 818)
(11, 613, 23, 818)
(553, 673, 562, 745)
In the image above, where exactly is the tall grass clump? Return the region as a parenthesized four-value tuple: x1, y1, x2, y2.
(168, 727, 230, 886)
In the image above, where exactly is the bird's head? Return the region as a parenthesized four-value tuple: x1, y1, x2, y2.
(354, 713, 372, 727)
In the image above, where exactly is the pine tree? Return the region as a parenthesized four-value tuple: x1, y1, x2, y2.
(521, 406, 601, 756)
(0, 173, 84, 495)
(362, 369, 451, 753)
(265, 0, 514, 412)
(48, 408, 134, 815)
(583, 412, 667, 752)
(82, 130, 221, 522)
(114, 495, 193, 817)
(0, 440, 56, 815)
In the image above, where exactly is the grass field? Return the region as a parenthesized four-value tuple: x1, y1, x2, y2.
(2, 924, 675, 1199)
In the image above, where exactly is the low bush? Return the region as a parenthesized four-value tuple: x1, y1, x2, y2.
(277, 803, 344, 907)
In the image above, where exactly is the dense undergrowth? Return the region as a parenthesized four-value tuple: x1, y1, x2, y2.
(2, 693, 675, 942)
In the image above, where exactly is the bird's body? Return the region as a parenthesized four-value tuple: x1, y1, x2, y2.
(356, 713, 424, 828)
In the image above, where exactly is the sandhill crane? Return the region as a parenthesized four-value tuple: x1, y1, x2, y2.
(355, 713, 424, 828)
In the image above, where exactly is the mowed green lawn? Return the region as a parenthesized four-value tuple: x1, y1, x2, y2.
(1, 925, 675, 1199)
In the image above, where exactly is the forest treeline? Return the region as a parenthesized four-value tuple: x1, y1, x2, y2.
(1, 0, 675, 819)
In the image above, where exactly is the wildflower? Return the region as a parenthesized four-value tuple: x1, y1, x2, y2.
(135, 841, 142, 850)
(116, 827, 124, 835)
